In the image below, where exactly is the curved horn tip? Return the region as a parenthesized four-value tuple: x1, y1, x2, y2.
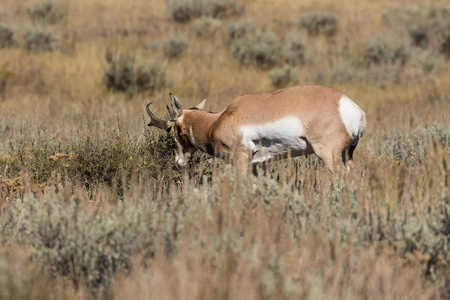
(146, 102, 154, 114)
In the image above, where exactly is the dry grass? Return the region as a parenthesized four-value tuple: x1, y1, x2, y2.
(0, 0, 449, 299)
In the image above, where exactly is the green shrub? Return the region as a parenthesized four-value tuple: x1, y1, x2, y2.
(279, 40, 305, 64)
(231, 34, 277, 69)
(330, 58, 421, 87)
(0, 24, 17, 48)
(364, 39, 393, 65)
(409, 24, 430, 47)
(231, 33, 306, 69)
(269, 65, 298, 89)
(408, 21, 450, 57)
(67, 131, 179, 194)
(0, 246, 74, 300)
(384, 4, 450, 58)
(27, 1, 53, 20)
(0, 129, 179, 195)
(167, 0, 202, 23)
(104, 52, 135, 94)
(228, 21, 250, 40)
(195, 17, 221, 38)
(440, 30, 450, 57)
(163, 36, 188, 59)
(411, 49, 443, 73)
(393, 44, 409, 64)
(13, 197, 134, 297)
(27, 1, 65, 24)
(69, 132, 138, 191)
(166, 0, 241, 23)
(135, 63, 167, 92)
(364, 39, 408, 65)
(203, 0, 242, 18)
(380, 124, 449, 166)
(428, 5, 450, 21)
(146, 41, 162, 51)
(104, 51, 167, 95)
(330, 61, 361, 84)
(23, 28, 55, 52)
(381, 6, 422, 26)
(299, 11, 339, 37)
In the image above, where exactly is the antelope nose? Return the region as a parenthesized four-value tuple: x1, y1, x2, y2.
(177, 159, 188, 167)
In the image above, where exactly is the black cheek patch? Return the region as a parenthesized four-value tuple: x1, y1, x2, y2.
(181, 135, 190, 148)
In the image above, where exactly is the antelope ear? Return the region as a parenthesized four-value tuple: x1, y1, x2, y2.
(196, 98, 207, 110)
(170, 93, 183, 118)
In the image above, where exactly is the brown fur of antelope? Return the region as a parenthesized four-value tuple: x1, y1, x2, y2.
(146, 86, 366, 173)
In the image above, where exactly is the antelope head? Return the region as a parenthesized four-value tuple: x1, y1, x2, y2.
(146, 93, 207, 167)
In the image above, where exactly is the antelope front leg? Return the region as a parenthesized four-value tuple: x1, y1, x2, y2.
(234, 152, 251, 174)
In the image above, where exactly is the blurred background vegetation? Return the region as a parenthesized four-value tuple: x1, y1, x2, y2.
(0, 0, 449, 299)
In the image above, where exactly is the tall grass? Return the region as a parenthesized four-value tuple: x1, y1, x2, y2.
(0, 0, 449, 299)
(0, 139, 448, 298)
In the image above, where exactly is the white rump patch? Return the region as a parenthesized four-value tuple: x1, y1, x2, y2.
(339, 96, 365, 143)
(240, 117, 313, 163)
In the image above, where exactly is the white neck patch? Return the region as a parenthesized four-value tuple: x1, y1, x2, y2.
(189, 126, 196, 146)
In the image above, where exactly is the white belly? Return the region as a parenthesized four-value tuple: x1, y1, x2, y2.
(240, 117, 314, 163)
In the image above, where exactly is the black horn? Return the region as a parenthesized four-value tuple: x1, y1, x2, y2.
(146, 102, 169, 130)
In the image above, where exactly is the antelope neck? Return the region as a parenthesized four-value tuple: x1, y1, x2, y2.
(186, 110, 220, 156)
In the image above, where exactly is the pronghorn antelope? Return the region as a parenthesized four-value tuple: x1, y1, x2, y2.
(146, 86, 366, 173)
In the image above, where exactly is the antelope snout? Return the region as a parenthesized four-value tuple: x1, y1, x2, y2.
(175, 152, 190, 167)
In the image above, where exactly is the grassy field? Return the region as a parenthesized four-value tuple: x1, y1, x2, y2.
(0, 0, 449, 299)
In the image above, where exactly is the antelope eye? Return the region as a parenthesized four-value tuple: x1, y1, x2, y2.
(176, 126, 183, 140)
